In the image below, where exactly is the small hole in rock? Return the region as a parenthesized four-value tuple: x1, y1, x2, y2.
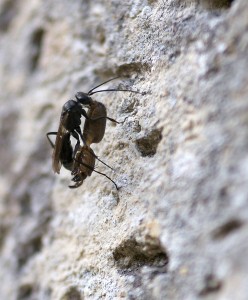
(135, 128, 162, 157)
(115, 62, 150, 75)
(17, 235, 42, 269)
(61, 287, 82, 300)
(17, 284, 34, 300)
(113, 237, 169, 272)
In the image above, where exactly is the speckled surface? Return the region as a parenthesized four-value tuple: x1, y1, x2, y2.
(1, 0, 248, 299)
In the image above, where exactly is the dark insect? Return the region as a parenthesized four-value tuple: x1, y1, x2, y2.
(47, 77, 143, 188)
(46, 100, 88, 174)
(75, 77, 142, 145)
(69, 145, 118, 190)
(47, 131, 114, 174)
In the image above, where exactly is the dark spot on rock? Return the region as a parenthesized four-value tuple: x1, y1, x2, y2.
(96, 24, 106, 44)
(19, 192, 32, 215)
(199, 274, 222, 296)
(17, 284, 34, 300)
(62, 287, 82, 300)
(0, 0, 18, 32)
(0, 223, 8, 250)
(17, 234, 43, 269)
(29, 28, 45, 72)
(199, 0, 234, 10)
(113, 236, 168, 272)
(0, 110, 19, 172)
(96, 62, 150, 79)
(212, 219, 243, 240)
(17, 284, 50, 300)
(135, 128, 162, 157)
(116, 62, 150, 75)
(219, 186, 228, 198)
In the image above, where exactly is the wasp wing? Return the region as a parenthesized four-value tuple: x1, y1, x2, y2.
(52, 112, 69, 174)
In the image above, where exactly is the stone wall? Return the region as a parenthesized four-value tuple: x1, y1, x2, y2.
(0, 0, 248, 299)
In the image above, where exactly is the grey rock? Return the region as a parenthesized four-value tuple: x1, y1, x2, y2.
(0, 0, 248, 299)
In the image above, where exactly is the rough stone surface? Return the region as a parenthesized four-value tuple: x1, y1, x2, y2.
(0, 0, 248, 299)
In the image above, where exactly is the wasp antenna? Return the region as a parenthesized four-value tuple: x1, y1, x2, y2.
(88, 77, 120, 94)
(89, 88, 143, 96)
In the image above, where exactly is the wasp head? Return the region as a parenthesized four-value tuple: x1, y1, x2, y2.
(75, 92, 92, 105)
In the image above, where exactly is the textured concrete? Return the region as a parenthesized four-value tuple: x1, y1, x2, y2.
(1, 0, 248, 299)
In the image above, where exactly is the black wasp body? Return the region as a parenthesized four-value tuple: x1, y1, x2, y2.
(47, 99, 88, 174)
(47, 77, 143, 187)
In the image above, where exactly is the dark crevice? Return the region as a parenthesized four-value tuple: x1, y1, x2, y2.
(0, 223, 8, 250)
(95, 62, 150, 78)
(61, 287, 82, 300)
(19, 192, 32, 215)
(0, 110, 19, 172)
(113, 236, 169, 272)
(17, 284, 34, 300)
(0, 0, 18, 31)
(16, 235, 43, 269)
(115, 62, 150, 76)
(199, 0, 234, 10)
(212, 219, 243, 240)
(29, 28, 45, 72)
(199, 274, 222, 296)
(135, 128, 163, 157)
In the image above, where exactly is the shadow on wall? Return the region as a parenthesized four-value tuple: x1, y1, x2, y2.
(199, 0, 234, 9)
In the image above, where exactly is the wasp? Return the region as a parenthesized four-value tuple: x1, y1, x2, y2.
(47, 131, 115, 174)
(46, 98, 89, 173)
(47, 77, 143, 186)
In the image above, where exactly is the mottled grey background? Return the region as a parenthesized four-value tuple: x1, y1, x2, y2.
(0, 0, 248, 299)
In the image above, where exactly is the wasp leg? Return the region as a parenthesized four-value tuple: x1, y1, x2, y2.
(73, 158, 119, 190)
(83, 147, 115, 171)
(69, 181, 83, 189)
(74, 126, 86, 145)
(93, 169, 119, 190)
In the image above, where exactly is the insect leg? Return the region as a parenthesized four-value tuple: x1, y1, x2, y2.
(92, 169, 119, 190)
(105, 116, 128, 124)
(69, 181, 83, 189)
(75, 126, 86, 145)
(84, 147, 115, 171)
(46, 132, 58, 148)
(72, 141, 80, 157)
(73, 158, 119, 190)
